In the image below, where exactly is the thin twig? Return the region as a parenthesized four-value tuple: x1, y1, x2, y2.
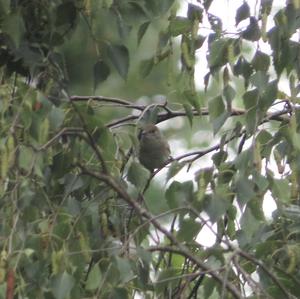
(237, 249, 293, 298)
(105, 102, 293, 129)
(232, 255, 271, 299)
(78, 165, 243, 299)
(186, 274, 205, 299)
(69, 100, 108, 173)
(171, 129, 246, 164)
(38, 127, 84, 150)
(70, 95, 145, 111)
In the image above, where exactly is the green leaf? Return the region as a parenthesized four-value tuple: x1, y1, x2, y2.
(51, 271, 75, 299)
(183, 90, 201, 113)
(137, 21, 150, 45)
(243, 88, 259, 109)
(236, 176, 256, 207)
(107, 44, 129, 79)
(270, 178, 291, 204)
(93, 60, 110, 90)
(243, 88, 259, 134)
(259, 79, 278, 111)
(64, 174, 85, 195)
(233, 56, 253, 86)
(208, 13, 222, 32)
(256, 130, 273, 158)
(86, 264, 102, 291)
(109, 287, 129, 299)
(203, 277, 218, 298)
(138, 106, 159, 126)
(55, 2, 77, 27)
(234, 148, 254, 174)
(212, 150, 227, 167)
(208, 96, 229, 134)
(209, 95, 225, 119)
(242, 17, 261, 41)
(0, 0, 9, 16)
(235, 2, 250, 25)
(51, 151, 73, 178)
(97, 127, 116, 159)
(260, 0, 273, 16)
(137, 246, 152, 264)
(208, 38, 229, 68)
(169, 17, 192, 36)
(252, 50, 270, 72)
(18, 146, 34, 171)
(115, 257, 134, 283)
(52, 215, 71, 239)
(2, 12, 25, 47)
(223, 84, 236, 110)
(183, 103, 193, 127)
(127, 161, 150, 190)
(217, 162, 235, 184)
(49, 107, 65, 130)
(281, 204, 300, 220)
(156, 268, 180, 294)
(84, 111, 105, 138)
(195, 167, 213, 200)
(145, 0, 175, 16)
(267, 27, 285, 76)
(240, 207, 261, 242)
(166, 161, 186, 182)
(187, 3, 203, 21)
(165, 181, 194, 209)
(195, 34, 206, 49)
(139, 57, 154, 78)
(116, 14, 132, 39)
(223, 66, 230, 86)
(145, 185, 169, 215)
(213, 111, 230, 134)
(66, 197, 81, 216)
(204, 192, 230, 223)
(250, 71, 269, 94)
(177, 218, 201, 242)
(274, 5, 300, 37)
(203, 0, 213, 10)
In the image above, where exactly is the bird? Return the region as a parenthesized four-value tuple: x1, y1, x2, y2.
(138, 124, 171, 172)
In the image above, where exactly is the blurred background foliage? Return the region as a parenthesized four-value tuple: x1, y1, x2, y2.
(2, 0, 300, 298)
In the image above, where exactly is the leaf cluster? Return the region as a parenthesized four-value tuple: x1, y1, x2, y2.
(1, 1, 300, 299)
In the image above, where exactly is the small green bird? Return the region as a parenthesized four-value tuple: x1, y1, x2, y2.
(138, 124, 171, 172)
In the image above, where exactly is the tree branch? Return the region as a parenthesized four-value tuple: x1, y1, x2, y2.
(105, 102, 293, 129)
(232, 255, 271, 299)
(70, 95, 145, 111)
(237, 249, 293, 298)
(78, 166, 243, 299)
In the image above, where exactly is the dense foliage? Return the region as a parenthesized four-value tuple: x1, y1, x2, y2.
(1, 0, 300, 298)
